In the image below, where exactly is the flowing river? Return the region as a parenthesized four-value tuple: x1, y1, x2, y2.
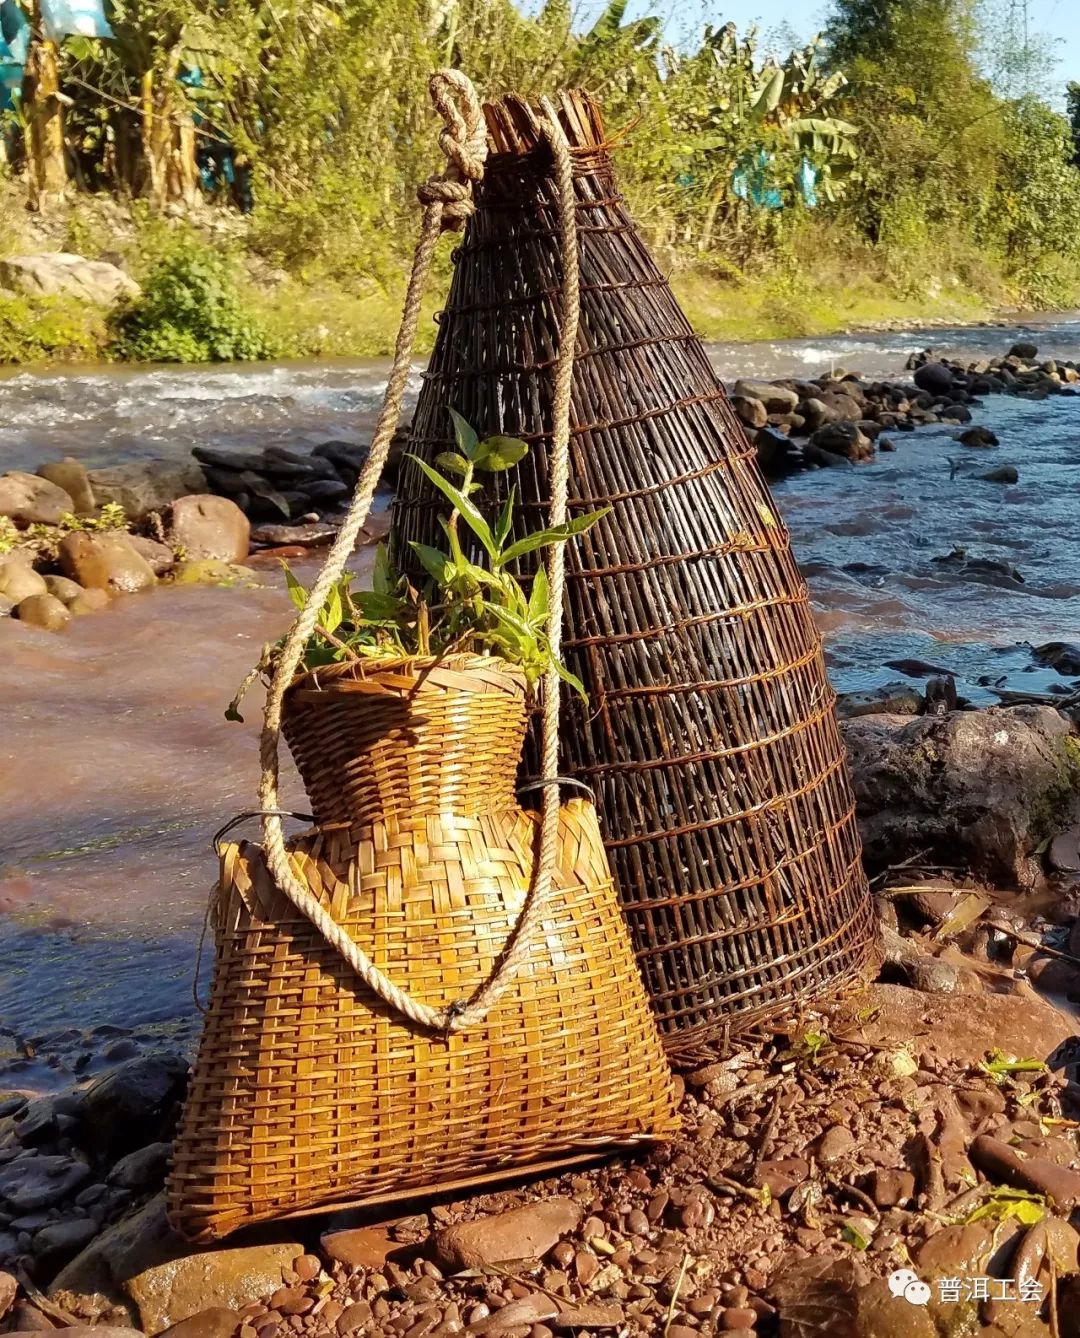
(3, 313, 1079, 1089)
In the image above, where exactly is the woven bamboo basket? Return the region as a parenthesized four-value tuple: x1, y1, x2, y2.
(390, 92, 877, 1064)
(167, 655, 680, 1241)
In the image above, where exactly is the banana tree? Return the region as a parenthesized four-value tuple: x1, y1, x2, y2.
(8, 0, 68, 209)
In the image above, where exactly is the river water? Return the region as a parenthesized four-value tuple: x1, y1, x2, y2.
(2, 313, 1079, 1089)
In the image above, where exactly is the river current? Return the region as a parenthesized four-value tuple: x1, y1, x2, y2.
(2, 314, 1079, 1088)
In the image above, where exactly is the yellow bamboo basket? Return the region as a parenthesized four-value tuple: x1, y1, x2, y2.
(167, 656, 681, 1241)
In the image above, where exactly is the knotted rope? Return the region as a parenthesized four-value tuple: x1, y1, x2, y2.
(254, 75, 580, 1032)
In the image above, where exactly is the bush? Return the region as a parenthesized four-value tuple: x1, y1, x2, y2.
(0, 293, 107, 364)
(111, 245, 275, 363)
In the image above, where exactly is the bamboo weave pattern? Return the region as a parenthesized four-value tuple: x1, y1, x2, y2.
(391, 91, 877, 1063)
(168, 658, 680, 1241)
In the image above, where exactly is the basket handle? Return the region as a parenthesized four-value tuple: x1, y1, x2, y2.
(251, 82, 580, 1034)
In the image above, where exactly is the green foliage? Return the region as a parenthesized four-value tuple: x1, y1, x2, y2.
(0, 293, 108, 364)
(12, 504, 132, 561)
(259, 417, 608, 696)
(110, 242, 274, 362)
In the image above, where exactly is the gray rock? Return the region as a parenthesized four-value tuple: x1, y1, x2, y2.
(731, 379, 799, 415)
(15, 593, 72, 631)
(841, 705, 1080, 888)
(166, 495, 250, 564)
(107, 1142, 171, 1191)
(1033, 642, 1080, 676)
(809, 422, 871, 459)
(0, 1156, 91, 1212)
(979, 465, 1018, 484)
(0, 472, 74, 526)
(836, 683, 923, 719)
(959, 425, 998, 447)
(86, 461, 207, 521)
(730, 395, 768, 430)
(37, 459, 95, 515)
(33, 1217, 99, 1268)
(0, 559, 47, 605)
(0, 254, 139, 306)
(79, 1053, 188, 1161)
(906, 956, 960, 995)
(1009, 342, 1038, 361)
(913, 362, 956, 396)
(803, 443, 853, 469)
(42, 574, 85, 605)
(125, 535, 176, 576)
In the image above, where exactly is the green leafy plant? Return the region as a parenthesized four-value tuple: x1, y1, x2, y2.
(255, 414, 608, 701)
(110, 244, 275, 363)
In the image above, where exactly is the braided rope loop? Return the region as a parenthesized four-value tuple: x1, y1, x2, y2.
(253, 81, 579, 1032)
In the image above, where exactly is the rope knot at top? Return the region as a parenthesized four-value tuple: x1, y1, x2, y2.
(419, 70, 488, 232)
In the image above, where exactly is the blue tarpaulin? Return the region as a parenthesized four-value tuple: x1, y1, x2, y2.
(732, 150, 819, 210)
(40, 0, 112, 40)
(0, 0, 30, 62)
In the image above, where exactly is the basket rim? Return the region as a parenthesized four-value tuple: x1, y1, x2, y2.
(285, 651, 529, 699)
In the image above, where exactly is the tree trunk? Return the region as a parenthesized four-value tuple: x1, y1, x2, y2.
(22, 0, 67, 212)
(141, 58, 198, 209)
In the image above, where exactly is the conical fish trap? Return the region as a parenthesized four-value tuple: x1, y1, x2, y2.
(391, 91, 877, 1064)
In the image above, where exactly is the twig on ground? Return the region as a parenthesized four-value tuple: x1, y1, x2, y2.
(662, 1253, 690, 1338)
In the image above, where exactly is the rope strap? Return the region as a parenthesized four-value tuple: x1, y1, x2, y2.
(251, 74, 580, 1033)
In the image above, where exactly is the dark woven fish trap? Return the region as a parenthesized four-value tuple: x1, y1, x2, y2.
(390, 91, 877, 1064)
(168, 655, 680, 1240)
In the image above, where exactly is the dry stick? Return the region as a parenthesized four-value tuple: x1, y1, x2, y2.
(661, 1253, 691, 1338)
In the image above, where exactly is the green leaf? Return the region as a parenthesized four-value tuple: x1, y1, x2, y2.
(528, 566, 549, 622)
(281, 561, 308, 611)
(448, 409, 480, 462)
(322, 582, 344, 635)
(474, 435, 529, 472)
(411, 542, 454, 584)
(410, 455, 497, 558)
(373, 542, 393, 596)
(555, 659, 589, 701)
(498, 508, 610, 565)
(354, 591, 404, 621)
(840, 1223, 870, 1251)
(495, 488, 516, 549)
(435, 451, 470, 477)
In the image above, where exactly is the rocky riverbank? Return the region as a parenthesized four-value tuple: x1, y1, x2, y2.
(1, 697, 1079, 1336)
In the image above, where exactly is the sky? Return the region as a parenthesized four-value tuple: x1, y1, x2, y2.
(573, 0, 1080, 100)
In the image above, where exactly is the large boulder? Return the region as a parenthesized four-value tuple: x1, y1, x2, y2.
(732, 379, 799, 415)
(86, 461, 207, 522)
(37, 459, 95, 515)
(0, 254, 139, 306)
(913, 361, 956, 396)
(49, 1195, 304, 1332)
(0, 556, 47, 604)
(16, 593, 72, 631)
(730, 395, 768, 430)
(0, 471, 74, 525)
(841, 706, 1080, 887)
(809, 422, 872, 460)
(58, 533, 157, 595)
(78, 1052, 188, 1160)
(166, 496, 250, 564)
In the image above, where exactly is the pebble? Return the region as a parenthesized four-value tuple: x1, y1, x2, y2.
(720, 1313, 757, 1332)
(574, 1250, 599, 1286)
(625, 1209, 649, 1236)
(336, 1303, 371, 1334)
(294, 1254, 322, 1282)
(814, 1125, 855, 1165)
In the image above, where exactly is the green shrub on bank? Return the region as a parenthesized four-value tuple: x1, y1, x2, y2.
(0, 293, 107, 364)
(110, 245, 276, 363)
